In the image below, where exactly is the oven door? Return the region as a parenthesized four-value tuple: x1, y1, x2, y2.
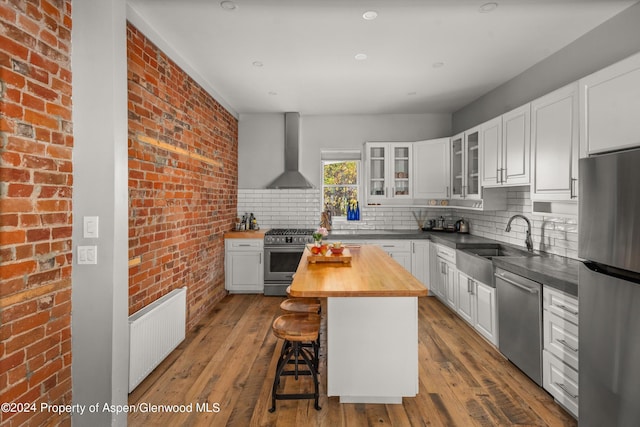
(264, 246, 305, 283)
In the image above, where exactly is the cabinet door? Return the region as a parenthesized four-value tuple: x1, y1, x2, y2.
(450, 133, 464, 199)
(413, 138, 450, 199)
(456, 271, 474, 324)
(411, 241, 430, 288)
(481, 116, 503, 187)
(531, 83, 579, 201)
(579, 51, 640, 156)
(502, 104, 531, 185)
(390, 144, 412, 198)
(474, 282, 497, 345)
(225, 251, 264, 293)
(389, 251, 412, 271)
(465, 127, 481, 199)
(444, 261, 457, 310)
(429, 244, 442, 298)
(366, 143, 388, 201)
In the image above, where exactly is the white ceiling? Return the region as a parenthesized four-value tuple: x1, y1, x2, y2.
(127, 0, 636, 116)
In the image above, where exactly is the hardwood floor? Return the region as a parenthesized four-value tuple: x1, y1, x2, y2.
(128, 294, 577, 426)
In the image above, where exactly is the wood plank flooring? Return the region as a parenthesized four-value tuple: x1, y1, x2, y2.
(128, 294, 577, 426)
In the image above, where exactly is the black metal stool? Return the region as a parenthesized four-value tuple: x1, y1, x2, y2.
(269, 313, 322, 412)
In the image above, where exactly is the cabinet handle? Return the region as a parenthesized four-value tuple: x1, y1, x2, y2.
(446, 186, 450, 198)
(501, 168, 506, 184)
(392, 187, 395, 197)
(557, 339, 578, 353)
(238, 244, 251, 247)
(385, 187, 389, 197)
(259, 253, 262, 264)
(412, 242, 415, 254)
(570, 178, 578, 199)
(441, 261, 446, 274)
(555, 382, 578, 399)
(556, 304, 578, 316)
(496, 169, 500, 184)
(468, 278, 474, 295)
(462, 185, 466, 199)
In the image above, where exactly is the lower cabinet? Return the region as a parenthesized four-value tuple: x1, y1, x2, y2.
(456, 271, 498, 346)
(371, 240, 412, 272)
(542, 286, 579, 418)
(224, 239, 264, 293)
(411, 240, 430, 288)
(433, 244, 457, 309)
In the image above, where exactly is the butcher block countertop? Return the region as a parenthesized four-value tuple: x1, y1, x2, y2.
(223, 229, 268, 239)
(289, 244, 428, 298)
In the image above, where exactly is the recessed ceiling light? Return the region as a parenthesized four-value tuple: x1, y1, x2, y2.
(479, 2, 498, 13)
(252, 61, 263, 67)
(432, 62, 444, 68)
(268, 91, 277, 96)
(354, 53, 368, 61)
(220, 1, 237, 11)
(362, 10, 378, 21)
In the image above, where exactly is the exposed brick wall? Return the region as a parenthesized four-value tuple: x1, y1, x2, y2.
(127, 23, 238, 331)
(0, 1, 73, 426)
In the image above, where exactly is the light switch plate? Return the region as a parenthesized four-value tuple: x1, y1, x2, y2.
(83, 216, 99, 238)
(78, 246, 97, 265)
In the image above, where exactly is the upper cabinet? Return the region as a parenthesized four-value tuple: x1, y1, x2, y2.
(413, 138, 450, 200)
(365, 142, 413, 204)
(451, 127, 481, 200)
(531, 83, 579, 202)
(579, 51, 640, 157)
(481, 104, 531, 187)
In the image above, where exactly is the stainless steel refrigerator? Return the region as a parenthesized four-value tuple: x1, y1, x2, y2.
(579, 147, 640, 426)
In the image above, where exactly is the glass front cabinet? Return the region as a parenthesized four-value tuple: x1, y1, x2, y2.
(450, 127, 481, 200)
(365, 142, 413, 203)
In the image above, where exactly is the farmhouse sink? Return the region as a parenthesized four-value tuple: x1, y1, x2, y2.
(456, 244, 537, 286)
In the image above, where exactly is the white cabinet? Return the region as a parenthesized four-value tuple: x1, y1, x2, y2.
(456, 270, 498, 346)
(365, 142, 413, 203)
(531, 83, 579, 201)
(543, 286, 579, 418)
(411, 240, 430, 289)
(413, 138, 450, 200)
(224, 239, 264, 293)
(434, 244, 457, 309)
(369, 240, 412, 272)
(474, 281, 497, 346)
(456, 271, 475, 324)
(480, 116, 502, 186)
(451, 128, 481, 200)
(482, 104, 531, 187)
(579, 51, 640, 157)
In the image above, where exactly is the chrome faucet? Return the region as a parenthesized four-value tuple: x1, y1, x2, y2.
(505, 214, 533, 252)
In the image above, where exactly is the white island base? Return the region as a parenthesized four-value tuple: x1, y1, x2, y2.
(326, 296, 419, 404)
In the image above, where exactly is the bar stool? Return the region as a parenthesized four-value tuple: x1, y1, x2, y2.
(280, 286, 322, 371)
(269, 313, 322, 412)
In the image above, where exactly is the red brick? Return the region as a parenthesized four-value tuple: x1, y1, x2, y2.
(24, 109, 59, 130)
(12, 312, 50, 335)
(0, 100, 24, 118)
(7, 183, 34, 197)
(0, 229, 26, 245)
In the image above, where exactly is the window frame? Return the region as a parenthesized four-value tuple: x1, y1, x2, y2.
(321, 158, 361, 221)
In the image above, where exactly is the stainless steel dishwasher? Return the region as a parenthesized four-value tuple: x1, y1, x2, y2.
(495, 268, 543, 386)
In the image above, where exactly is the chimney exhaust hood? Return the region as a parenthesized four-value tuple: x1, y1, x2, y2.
(267, 112, 314, 189)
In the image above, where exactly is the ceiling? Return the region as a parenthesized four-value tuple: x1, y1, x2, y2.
(127, 0, 636, 116)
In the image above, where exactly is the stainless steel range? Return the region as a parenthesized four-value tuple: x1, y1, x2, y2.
(264, 228, 315, 296)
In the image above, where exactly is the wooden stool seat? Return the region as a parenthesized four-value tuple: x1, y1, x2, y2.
(272, 314, 321, 342)
(280, 298, 321, 314)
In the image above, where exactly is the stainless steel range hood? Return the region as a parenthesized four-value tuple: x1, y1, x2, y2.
(267, 112, 314, 189)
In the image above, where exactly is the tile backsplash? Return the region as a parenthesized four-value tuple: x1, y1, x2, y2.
(237, 186, 578, 259)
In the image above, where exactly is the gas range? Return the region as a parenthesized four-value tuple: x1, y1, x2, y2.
(264, 228, 315, 246)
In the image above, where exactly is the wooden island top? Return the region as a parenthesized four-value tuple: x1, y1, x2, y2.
(289, 244, 429, 298)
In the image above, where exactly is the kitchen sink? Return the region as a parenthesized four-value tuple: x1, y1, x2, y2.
(456, 244, 536, 286)
(461, 245, 535, 259)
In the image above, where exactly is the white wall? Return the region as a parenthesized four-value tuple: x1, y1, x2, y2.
(452, 1, 640, 133)
(238, 113, 451, 188)
(71, 1, 129, 425)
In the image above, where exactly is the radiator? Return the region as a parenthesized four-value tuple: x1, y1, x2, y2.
(128, 287, 187, 392)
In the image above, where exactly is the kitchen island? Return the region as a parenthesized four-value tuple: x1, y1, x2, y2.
(289, 244, 428, 404)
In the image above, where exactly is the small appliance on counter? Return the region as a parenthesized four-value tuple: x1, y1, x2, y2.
(456, 218, 469, 234)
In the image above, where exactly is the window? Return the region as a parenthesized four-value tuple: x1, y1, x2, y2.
(322, 159, 360, 218)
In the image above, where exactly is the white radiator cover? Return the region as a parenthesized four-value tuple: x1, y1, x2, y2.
(128, 287, 186, 392)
